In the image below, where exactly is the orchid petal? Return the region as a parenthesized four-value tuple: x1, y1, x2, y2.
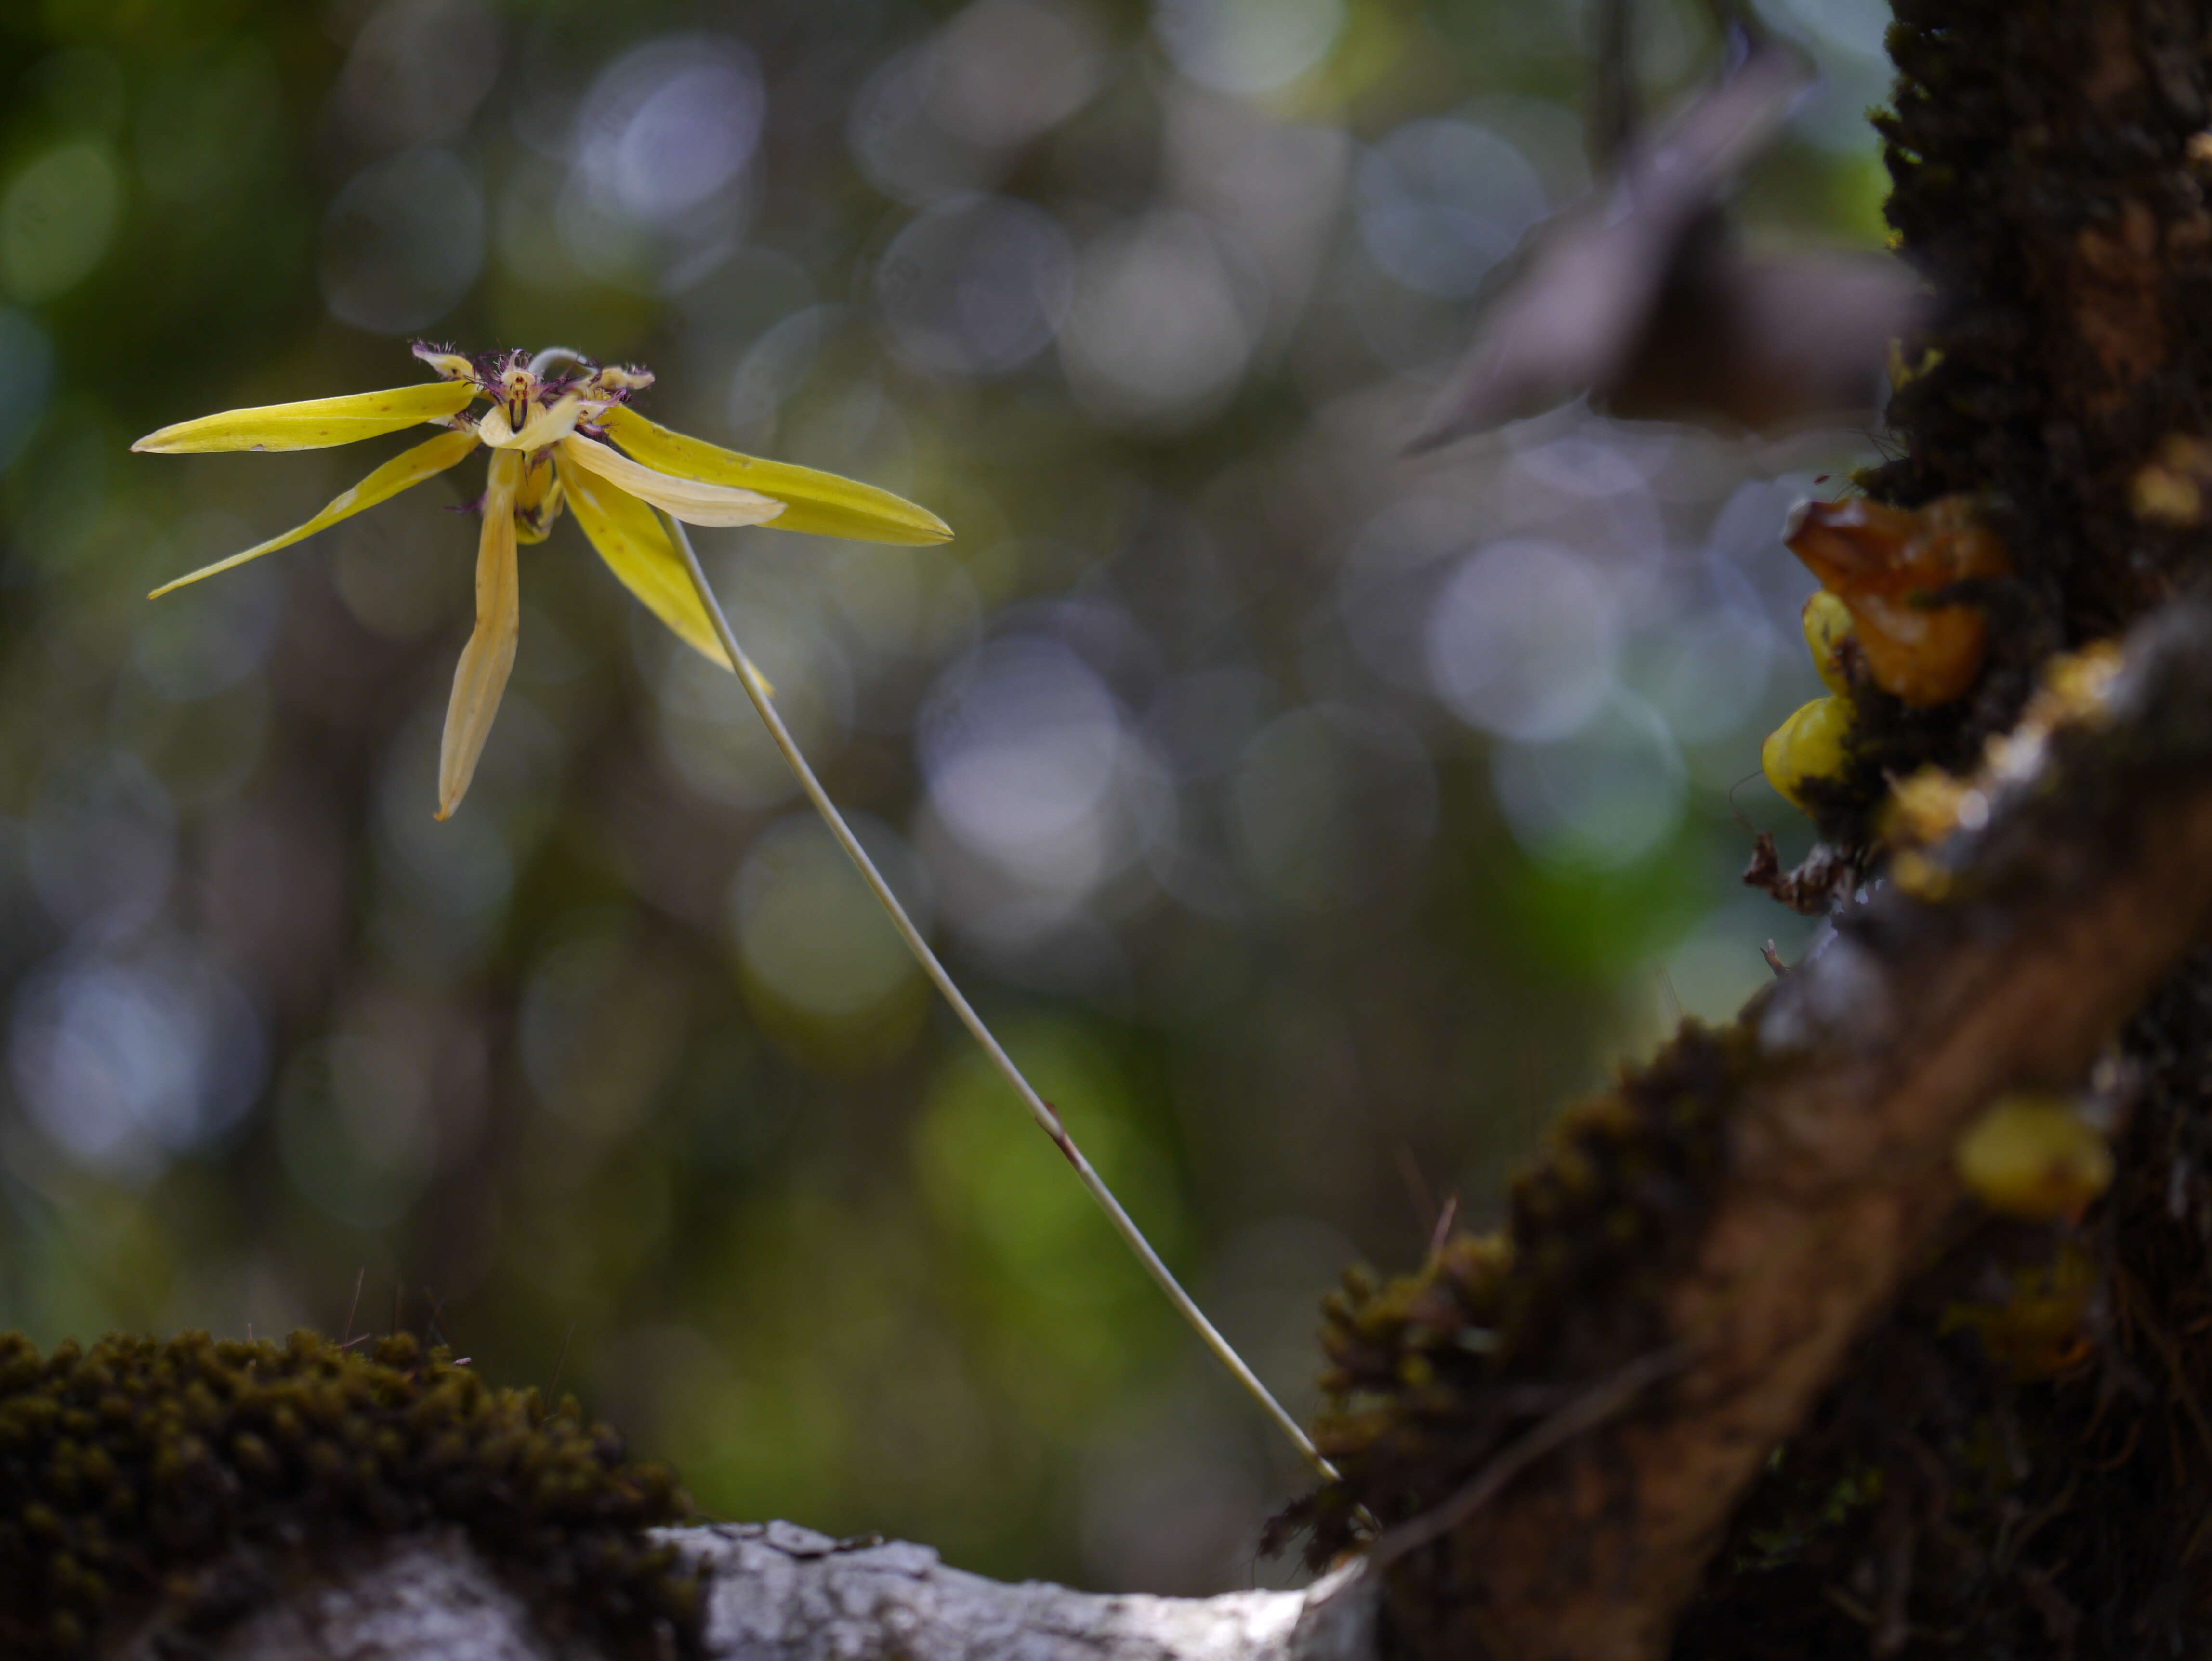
(436, 449, 524, 820)
(484, 394, 587, 451)
(560, 454, 734, 671)
(411, 343, 477, 381)
(556, 434, 787, 527)
(149, 429, 483, 599)
(132, 381, 477, 453)
(598, 405, 950, 544)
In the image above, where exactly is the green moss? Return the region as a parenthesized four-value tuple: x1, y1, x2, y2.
(1281, 1020, 1750, 1564)
(0, 1329, 704, 1660)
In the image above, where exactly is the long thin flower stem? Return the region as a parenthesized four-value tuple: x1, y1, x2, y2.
(661, 510, 1336, 1483)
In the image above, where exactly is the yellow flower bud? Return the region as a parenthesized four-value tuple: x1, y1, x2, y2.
(1760, 696, 1851, 811)
(1801, 589, 1856, 695)
(1953, 1094, 2112, 1222)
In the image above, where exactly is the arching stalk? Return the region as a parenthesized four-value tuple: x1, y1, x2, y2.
(660, 509, 1335, 1483)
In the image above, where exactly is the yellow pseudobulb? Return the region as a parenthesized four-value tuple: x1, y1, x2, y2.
(1801, 589, 1856, 695)
(1760, 696, 1851, 812)
(1954, 1094, 2112, 1222)
(1943, 1241, 2098, 1378)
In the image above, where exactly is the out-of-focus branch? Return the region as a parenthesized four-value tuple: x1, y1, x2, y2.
(1380, 603, 2212, 1660)
(134, 1523, 1380, 1661)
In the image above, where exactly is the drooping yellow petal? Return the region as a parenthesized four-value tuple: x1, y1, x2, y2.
(598, 405, 951, 544)
(132, 381, 478, 454)
(559, 452, 732, 670)
(148, 429, 482, 599)
(556, 433, 787, 528)
(436, 449, 524, 820)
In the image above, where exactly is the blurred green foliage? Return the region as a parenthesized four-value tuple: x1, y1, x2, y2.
(0, 0, 1884, 1595)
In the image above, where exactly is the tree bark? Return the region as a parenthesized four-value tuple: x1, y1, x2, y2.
(1302, 603, 2212, 1661)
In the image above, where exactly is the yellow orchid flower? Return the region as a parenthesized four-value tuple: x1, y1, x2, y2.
(133, 343, 951, 819)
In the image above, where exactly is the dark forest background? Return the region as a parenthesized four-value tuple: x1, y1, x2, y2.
(0, 0, 1887, 1595)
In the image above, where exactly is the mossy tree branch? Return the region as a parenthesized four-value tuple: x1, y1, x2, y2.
(1304, 2, 2212, 1651)
(1349, 606, 2212, 1660)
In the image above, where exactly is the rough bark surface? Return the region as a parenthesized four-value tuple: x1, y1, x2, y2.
(1841, 0, 2212, 826)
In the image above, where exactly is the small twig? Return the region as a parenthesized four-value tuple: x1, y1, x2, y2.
(1425, 1195, 1461, 1265)
(1393, 1143, 1438, 1240)
(1591, 0, 1638, 167)
(2113, 1263, 2212, 1470)
(663, 510, 1334, 1482)
(1370, 1345, 1691, 1567)
(421, 1285, 455, 1352)
(548, 1319, 579, 1408)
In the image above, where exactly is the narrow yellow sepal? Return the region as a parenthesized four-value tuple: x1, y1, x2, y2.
(437, 449, 524, 820)
(148, 428, 482, 598)
(560, 451, 735, 672)
(598, 405, 952, 545)
(132, 381, 479, 453)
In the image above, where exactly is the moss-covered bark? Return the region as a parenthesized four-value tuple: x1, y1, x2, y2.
(1840, 0, 2212, 840)
(1296, 4, 2212, 1657)
(1710, 5, 2212, 1646)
